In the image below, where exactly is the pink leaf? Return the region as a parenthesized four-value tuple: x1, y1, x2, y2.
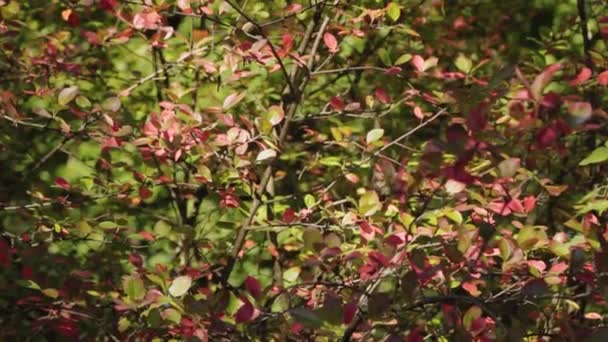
(569, 67, 592, 86)
(549, 262, 568, 274)
(462, 281, 481, 297)
(585, 312, 603, 320)
(522, 196, 536, 213)
(598, 70, 608, 86)
(323, 32, 338, 53)
(413, 106, 424, 120)
(411, 55, 425, 72)
(527, 260, 547, 273)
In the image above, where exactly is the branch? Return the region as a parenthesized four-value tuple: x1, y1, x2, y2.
(220, 9, 333, 286)
(119, 47, 207, 97)
(223, 0, 299, 98)
(320, 108, 448, 194)
(577, 0, 593, 68)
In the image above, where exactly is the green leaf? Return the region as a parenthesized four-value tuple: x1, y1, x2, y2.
(75, 95, 91, 108)
(163, 308, 182, 324)
(579, 147, 608, 166)
(102, 96, 121, 112)
(17, 279, 41, 290)
(394, 53, 412, 65)
(290, 307, 323, 328)
(283, 266, 301, 283)
(366, 128, 384, 144)
(168, 275, 192, 297)
(153, 220, 172, 237)
(516, 226, 547, 250)
(123, 276, 145, 301)
(455, 54, 473, 73)
(99, 221, 118, 229)
(256, 149, 277, 164)
(58, 86, 79, 106)
(264, 105, 284, 126)
(42, 288, 59, 298)
(304, 194, 317, 208)
(463, 305, 482, 330)
(386, 2, 401, 22)
(359, 190, 381, 216)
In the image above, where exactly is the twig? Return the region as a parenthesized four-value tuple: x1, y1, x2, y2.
(577, 0, 593, 68)
(220, 9, 332, 286)
(223, 0, 299, 98)
(119, 47, 207, 97)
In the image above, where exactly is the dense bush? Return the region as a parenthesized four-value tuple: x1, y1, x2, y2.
(2, 0, 608, 340)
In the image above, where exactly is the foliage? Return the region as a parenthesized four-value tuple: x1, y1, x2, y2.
(2, 0, 608, 341)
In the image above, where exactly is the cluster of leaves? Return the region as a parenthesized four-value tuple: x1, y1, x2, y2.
(3, 0, 608, 341)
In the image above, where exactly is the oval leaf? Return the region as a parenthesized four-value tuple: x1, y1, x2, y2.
(366, 128, 384, 144)
(58, 86, 79, 106)
(168, 275, 192, 297)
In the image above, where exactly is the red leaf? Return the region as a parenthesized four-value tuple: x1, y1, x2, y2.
(139, 231, 155, 241)
(129, 253, 143, 268)
(598, 70, 608, 86)
(384, 66, 402, 75)
(467, 103, 488, 132)
(139, 186, 152, 199)
(0, 239, 10, 268)
(343, 301, 357, 324)
(55, 177, 71, 190)
(507, 199, 524, 213)
(536, 126, 558, 148)
(284, 3, 303, 14)
(375, 87, 390, 104)
(569, 67, 592, 86)
(540, 92, 561, 108)
(235, 299, 255, 323)
(282, 33, 293, 54)
(283, 208, 296, 223)
(20, 266, 33, 279)
(54, 319, 79, 339)
(329, 96, 345, 111)
(446, 124, 468, 143)
(244, 276, 262, 298)
(358, 220, 375, 241)
(99, 0, 117, 11)
(385, 234, 404, 247)
(323, 32, 339, 53)
(407, 328, 425, 342)
(368, 251, 390, 267)
(220, 190, 240, 209)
